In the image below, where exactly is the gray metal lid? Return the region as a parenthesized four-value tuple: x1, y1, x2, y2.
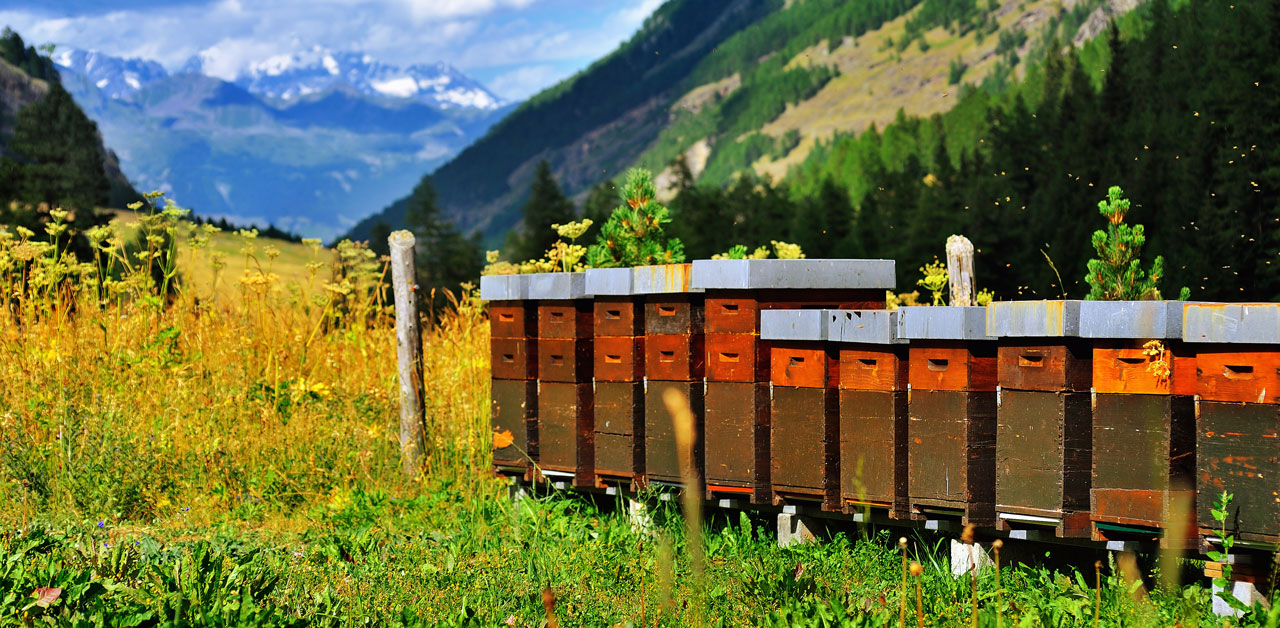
(985, 300, 1082, 337)
(1183, 303, 1280, 344)
(526, 272, 588, 300)
(691, 258, 895, 291)
(584, 267, 634, 296)
(760, 309, 829, 341)
(479, 274, 527, 301)
(829, 309, 903, 345)
(898, 306, 994, 340)
(632, 263, 703, 294)
(1078, 300, 1187, 339)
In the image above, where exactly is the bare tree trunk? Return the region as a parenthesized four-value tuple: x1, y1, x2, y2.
(946, 235, 975, 307)
(389, 230, 426, 478)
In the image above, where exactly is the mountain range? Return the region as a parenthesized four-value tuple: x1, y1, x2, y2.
(53, 46, 511, 240)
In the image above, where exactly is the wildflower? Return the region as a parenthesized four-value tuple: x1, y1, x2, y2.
(552, 219, 592, 241)
(97, 521, 104, 528)
(486, 250, 500, 264)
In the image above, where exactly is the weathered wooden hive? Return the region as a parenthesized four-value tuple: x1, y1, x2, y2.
(481, 274, 538, 478)
(530, 272, 595, 487)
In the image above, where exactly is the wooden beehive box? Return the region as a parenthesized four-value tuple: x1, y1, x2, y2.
(634, 264, 705, 487)
(529, 272, 595, 487)
(1078, 300, 1197, 547)
(481, 274, 537, 477)
(584, 268, 645, 485)
(762, 310, 841, 509)
(987, 300, 1091, 537)
(830, 310, 909, 518)
(899, 305, 997, 526)
(697, 260, 894, 504)
(1184, 303, 1280, 544)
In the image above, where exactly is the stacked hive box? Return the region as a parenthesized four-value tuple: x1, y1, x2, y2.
(482, 274, 538, 478)
(1081, 301, 1197, 547)
(761, 310, 841, 509)
(987, 301, 1092, 538)
(899, 306, 997, 526)
(530, 273, 595, 487)
(635, 264, 704, 487)
(584, 268, 645, 487)
(693, 259, 893, 505)
(830, 310, 910, 518)
(1183, 304, 1280, 546)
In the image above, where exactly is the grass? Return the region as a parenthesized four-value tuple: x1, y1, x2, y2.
(0, 202, 1274, 626)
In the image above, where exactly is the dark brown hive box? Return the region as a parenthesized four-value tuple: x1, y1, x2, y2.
(594, 298, 643, 336)
(537, 381, 594, 487)
(645, 333, 705, 381)
(908, 344, 997, 392)
(994, 389, 1092, 537)
(704, 381, 770, 502)
(771, 385, 839, 508)
(644, 380, 704, 486)
(997, 341, 1092, 392)
(491, 379, 537, 475)
(538, 301, 593, 339)
(840, 390, 907, 517)
(593, 381, 644, 483)
(705, 333, 770, 383)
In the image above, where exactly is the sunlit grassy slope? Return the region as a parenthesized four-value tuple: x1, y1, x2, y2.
(107, 209, 337, 299)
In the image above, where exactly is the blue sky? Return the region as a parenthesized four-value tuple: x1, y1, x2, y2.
(0, 0, 664, 100)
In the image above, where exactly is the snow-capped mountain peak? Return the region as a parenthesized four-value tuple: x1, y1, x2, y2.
(58, 46, 503, 112)
(52, 48, 168, 100)
(232, 47, 503, 111)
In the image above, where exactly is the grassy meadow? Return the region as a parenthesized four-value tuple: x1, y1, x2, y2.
(0, 203, 1270, 626)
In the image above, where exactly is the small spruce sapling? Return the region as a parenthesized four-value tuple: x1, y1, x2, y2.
(586, 169, 685, 268)
(1084, 186, 1190, 301)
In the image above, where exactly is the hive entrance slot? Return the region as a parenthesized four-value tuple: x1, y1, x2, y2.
(720, 352, 740, 363)
(858, 358, 877, 367)
(551, 311, 564, 320)
(1018, 354, 1044, 368)
(1224, 364, 1254, 380)
(659, 350, 675, 362)
(789, 356, 805, 367)
(498, 313, 515, 322)
(502, 354, 515, 363)
(657, 305, 677, 316)
(721, 303, 739, 314)
(1117, 357, 1145, 366)
(606, 309, 621, 319)
(927, 358, 949, 372)
(550, 355, 565, 365)
(605, 354, 622, 364)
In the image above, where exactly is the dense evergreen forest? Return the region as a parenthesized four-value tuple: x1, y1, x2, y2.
(652, 0, 1280, 302)
(0, 27, 59, 82)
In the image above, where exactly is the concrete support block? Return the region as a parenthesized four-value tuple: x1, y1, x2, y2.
(1212, 581, 1270, 617)
(950, 540, 994, 576)
(628, 499, 655, 535)
(777, 512, 820, 547)
(506, 482, 528, 503)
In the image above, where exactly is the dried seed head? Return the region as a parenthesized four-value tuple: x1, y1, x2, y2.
(961, 524, 976, 544)
(899, 537, 908, 548)
(992, 539, 1004, 550)
(1095, 560, 1103, 570)
(909, 561, 924, 577)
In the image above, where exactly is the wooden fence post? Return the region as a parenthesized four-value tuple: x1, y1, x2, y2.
(946, 234, 975, 307)
(389, 230, 426, 478)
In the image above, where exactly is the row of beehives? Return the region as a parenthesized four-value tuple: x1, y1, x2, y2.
(480, 259, 1280, 552)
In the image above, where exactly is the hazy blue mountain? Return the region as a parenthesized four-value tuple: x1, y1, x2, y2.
(55, 48, 510, 240)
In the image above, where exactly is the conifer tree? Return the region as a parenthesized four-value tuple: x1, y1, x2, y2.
(586, 168, 685, 268)
(1084, 186, 1185, 301)
(511, 160, 575, 262)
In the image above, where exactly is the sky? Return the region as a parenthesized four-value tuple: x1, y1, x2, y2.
(0, 0, 665, 100)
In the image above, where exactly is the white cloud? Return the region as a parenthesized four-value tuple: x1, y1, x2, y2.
(486, 63, 568, 100)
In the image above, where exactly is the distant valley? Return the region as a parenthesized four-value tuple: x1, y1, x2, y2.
(54, 47, 512, 240)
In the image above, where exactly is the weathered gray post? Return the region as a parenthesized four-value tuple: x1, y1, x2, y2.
(389, 230, 426, 478)
(946, 234, 975, 307)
